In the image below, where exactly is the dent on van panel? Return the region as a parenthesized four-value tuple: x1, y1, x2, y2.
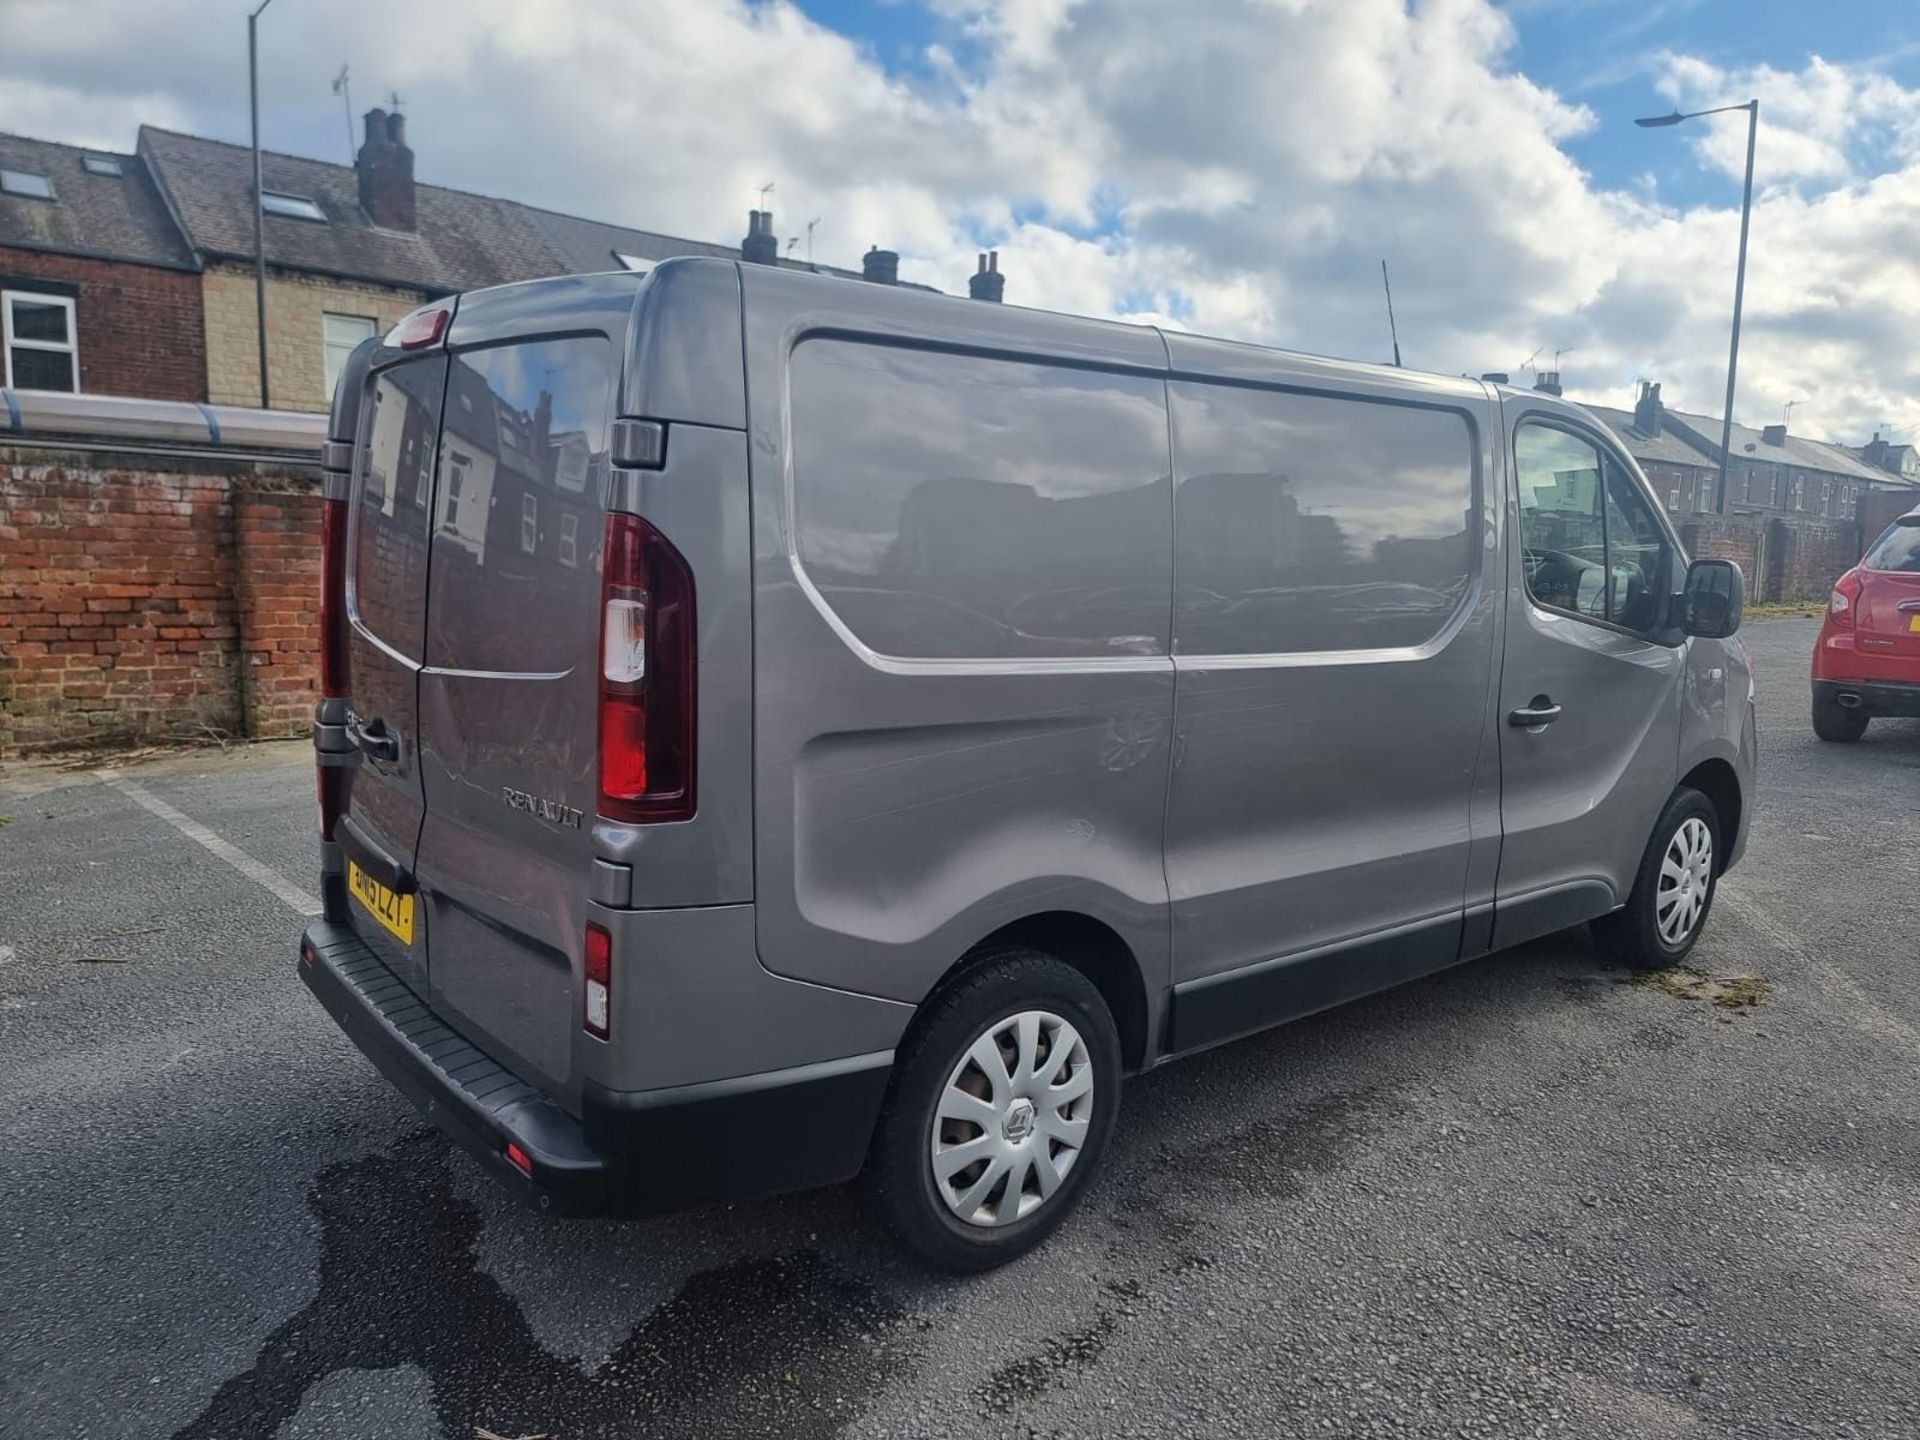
(790, 702, 1172, 943)
(787, 339, 1173, 660)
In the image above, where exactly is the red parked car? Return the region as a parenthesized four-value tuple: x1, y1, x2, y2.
(1812, 506, 1920, 741)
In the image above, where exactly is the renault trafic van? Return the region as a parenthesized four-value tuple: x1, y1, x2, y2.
(300, 258, 1755, 1270)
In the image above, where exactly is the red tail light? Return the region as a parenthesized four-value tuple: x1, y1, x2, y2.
(319, 496, 350, 697)
(583, 922, 612, 1040)
(598, 512, 696, 823)
(1829, 568, 1863, 628)
(389, 305, 450, 351)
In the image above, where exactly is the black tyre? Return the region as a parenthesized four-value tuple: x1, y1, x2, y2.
(1594, 787, 1721, 971)
(1811, 692, 1868, 743)
(864, 948, 1121, 1272)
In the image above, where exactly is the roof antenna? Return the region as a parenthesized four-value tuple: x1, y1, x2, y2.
(806, 217, 821, 264)
(1380, 260, 1403, 367)
(330, 65, 352, 163)
(758, 180, 774, 212)
(1518, 345, 1544, 381)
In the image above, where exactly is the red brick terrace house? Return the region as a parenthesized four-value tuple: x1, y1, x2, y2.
(0, 132, 206, 400)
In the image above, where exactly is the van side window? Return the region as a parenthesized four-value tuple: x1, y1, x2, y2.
(425, 336, 613, 674)
(1168, 383, 1476, 655)
(789, 339, 1172, 660)
(1515, 422, 1670, 632)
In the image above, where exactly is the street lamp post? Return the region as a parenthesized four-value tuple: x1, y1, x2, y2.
(249, 0, 276, 410)
(1636, 99, 1759, 515)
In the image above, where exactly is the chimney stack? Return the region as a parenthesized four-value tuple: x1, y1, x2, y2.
(861, 246, 899, 285)
(1532, 369, 1562, 397)
(968, 251, 1005, 303)
(741, 209, 779, 266)
(1633, 380, 1664, 437)
(356, 108, 415, 231)
(1761, 423, 1787, 447)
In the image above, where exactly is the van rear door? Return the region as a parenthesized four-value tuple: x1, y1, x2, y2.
(412, 315, 618, 1105)
(338, 351, 448, 996)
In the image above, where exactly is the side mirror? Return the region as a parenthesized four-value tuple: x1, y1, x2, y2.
(1678, 557, 1744, 639)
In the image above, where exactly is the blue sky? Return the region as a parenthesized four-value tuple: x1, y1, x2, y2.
(802, 0, 1920, 211)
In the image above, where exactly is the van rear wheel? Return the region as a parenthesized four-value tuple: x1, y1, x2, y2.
(864, 949, 1120, 1271)
(1593, 787, 1720, 972)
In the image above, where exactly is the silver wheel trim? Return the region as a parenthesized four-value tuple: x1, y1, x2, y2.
(1655, 816, 1714, 946)
(931, 1009, 1093, 1229)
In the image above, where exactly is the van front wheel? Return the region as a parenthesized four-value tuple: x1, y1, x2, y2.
(864, 949, 1120, 1271)
(1594, 787, 1720, 971)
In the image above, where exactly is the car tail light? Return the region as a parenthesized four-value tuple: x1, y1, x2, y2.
(1829, 569, 1862, 627)
(319, 496, 350, 698)
(583, 922, 612, 1040)
(598, 512, 696, 823)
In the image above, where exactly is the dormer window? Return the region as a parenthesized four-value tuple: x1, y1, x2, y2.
(81, 154, 124, 177)
(261, 190, 326, 222)
(0, 168, 55, 200)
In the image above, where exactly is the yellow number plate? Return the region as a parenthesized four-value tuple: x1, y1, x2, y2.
(348, 861, 415, 946)
(1909, 614, 1920, 633)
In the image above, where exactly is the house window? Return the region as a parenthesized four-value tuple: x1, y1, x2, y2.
(1698, 475, 1712, 510)
(443, 453, 469, 530)
(260, 190, 327, 222)
(322, 313, 376, 402)
(520, 493, 538, 553)
(0, 168, 55, 199)
(558, 511, 579, 568)
(2, 290, 79, 392)
(81, 154, 123, 177)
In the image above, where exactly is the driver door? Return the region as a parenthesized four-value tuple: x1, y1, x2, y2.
(1493, 410, 1684, 949)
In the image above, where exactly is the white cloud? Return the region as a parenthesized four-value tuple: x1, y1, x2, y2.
(1, 0, 1915, 442)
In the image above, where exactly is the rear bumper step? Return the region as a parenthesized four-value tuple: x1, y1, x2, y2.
(298, 921, 892, 1216)
(1814, 678, 1920, 718)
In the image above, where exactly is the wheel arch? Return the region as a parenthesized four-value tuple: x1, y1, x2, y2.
(922, 911, 1152, 1074)
(1679, 757, 1742, 875)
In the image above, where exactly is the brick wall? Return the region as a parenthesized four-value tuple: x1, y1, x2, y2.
(0, 247, 206, 401)
(202, 262, 423, 413)
(1679, 515, 1764, 584)
(1766, 518, 1858, 603)
(0, 444, 321, 755)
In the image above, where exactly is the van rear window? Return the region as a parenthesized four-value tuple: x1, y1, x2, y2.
(349, 357, 445, 662)
(424, 337, 613, 674)
(1169, 383, 1476, 655)
(789, 340, 1172, 660)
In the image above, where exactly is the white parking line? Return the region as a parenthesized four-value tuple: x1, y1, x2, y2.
(1720, 880, 1920, 1053)
(95, 770, 323, 917)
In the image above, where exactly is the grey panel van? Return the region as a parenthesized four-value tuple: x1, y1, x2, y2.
(300, 259, 1756, 1269)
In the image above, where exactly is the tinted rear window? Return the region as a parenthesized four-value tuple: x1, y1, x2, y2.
(426, 337, 613, 674)
(1863, 522, 1920, 573)
(350, 356, 445, 662)
(1170, 382, 1476, 654)
(789, 339, 1172, 659)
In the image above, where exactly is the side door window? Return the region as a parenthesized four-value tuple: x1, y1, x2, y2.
(1515, 422, 1670, 634)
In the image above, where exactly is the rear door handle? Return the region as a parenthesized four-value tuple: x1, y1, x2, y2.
(345, 713, 400, 763)
(1508, 697, 1563, 728)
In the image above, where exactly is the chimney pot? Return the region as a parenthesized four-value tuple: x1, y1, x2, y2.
(968, 248, 1005, 303)
(741, 208, 779, 265)
(356, 107, 415, 231)
(1634, 379, 1664, 437)
(1533, 370, 1562, 397)
(862, 246, 900, 286)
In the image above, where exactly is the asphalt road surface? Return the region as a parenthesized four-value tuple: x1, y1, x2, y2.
(4, 617, 1917, 1440)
